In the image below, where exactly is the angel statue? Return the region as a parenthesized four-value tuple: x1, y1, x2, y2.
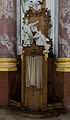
(33, 30, 50, 52)
(21, 0, 32, 14)
(22, 19, 39, 46)
(29, 0, 43, 10)
(21, 0, 43, 14)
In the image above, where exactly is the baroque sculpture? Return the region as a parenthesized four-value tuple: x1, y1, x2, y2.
(21, 0, 43, 14)
(19, 0, 51, 53)
(21, 18, 50, 52)
(9, 1, 63, 116)
(22, 19, 39, 46)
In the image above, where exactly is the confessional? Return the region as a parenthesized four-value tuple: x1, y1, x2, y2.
(20, 8, 52, 110)
(21, 43, 48, 110)
(9, 4, 63, 118)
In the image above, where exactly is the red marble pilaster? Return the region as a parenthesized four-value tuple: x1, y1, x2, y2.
(58, 0, 70, 58)
(0, 0, 17, 106)
(58, 0, 70, 110)
(0, 0, 17, 58)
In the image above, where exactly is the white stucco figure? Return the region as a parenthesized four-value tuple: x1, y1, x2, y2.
(21, 0, 43, 14)
(43, 44, 50, 52)
(22, 18, 50, 52)
(22, 19, 39, 46)
(21, 1, 32, 13)
(33, 30, 50, 52)
(29, 0, 43, 10)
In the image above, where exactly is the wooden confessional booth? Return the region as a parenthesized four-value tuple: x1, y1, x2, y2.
(9, 8, 63, 118)
(20, 8, 52, 111)
(21, 44, 48, 110)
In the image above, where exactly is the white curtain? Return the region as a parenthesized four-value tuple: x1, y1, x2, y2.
(26, 55, 42, 89)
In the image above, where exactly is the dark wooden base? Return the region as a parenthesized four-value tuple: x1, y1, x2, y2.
(8, 100, 66, 118)
(8, 106, 66, 118)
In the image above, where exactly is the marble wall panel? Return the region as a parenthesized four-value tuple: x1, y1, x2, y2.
(58, 0, 70, 58)
(0, 0, 16, 58)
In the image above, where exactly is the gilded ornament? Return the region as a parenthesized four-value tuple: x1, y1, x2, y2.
(20, 51, 25, 62)
(43, 52, 48, 61)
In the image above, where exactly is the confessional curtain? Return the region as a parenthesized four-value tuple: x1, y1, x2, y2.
(26, 55, 42, 89)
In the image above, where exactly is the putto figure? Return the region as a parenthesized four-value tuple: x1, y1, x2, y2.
(21, 0, 43, 14)
(19, 0, 51, 53)
(22, 19, 39, 46)
(33, 30, 50, 52)
(22, 18, 50, 52)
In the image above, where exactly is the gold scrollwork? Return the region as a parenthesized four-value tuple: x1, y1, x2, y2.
(20, 51, 25, 62)
(43, 52, 48, 61)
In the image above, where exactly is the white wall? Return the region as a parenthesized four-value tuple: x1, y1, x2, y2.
(16, 0, 21, 54)
(46, 0, 58, 57)
(46, 0, 55, 52)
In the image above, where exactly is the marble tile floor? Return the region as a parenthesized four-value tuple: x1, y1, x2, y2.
(0, 108, 70, 120)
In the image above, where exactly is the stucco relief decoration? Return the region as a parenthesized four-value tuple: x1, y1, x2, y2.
(21, 0, 43, 14)
(0, 33, 16, 57)
(59, 0, 70, 57)
(0, 0, 16, 58)
(0, 0, 16, 19)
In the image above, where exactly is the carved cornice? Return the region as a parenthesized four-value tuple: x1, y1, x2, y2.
(0, 58, 17, 71)
(23, 44, 44, 56)
(26, 8, 48, 17)
(56, 58, 70, 72)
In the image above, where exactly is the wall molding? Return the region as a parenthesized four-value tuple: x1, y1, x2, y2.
(56, 58, 70, 72)
(46, 0, 59, 57)
(16, 0, 21, 54)
(0, 58, 17, 71)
